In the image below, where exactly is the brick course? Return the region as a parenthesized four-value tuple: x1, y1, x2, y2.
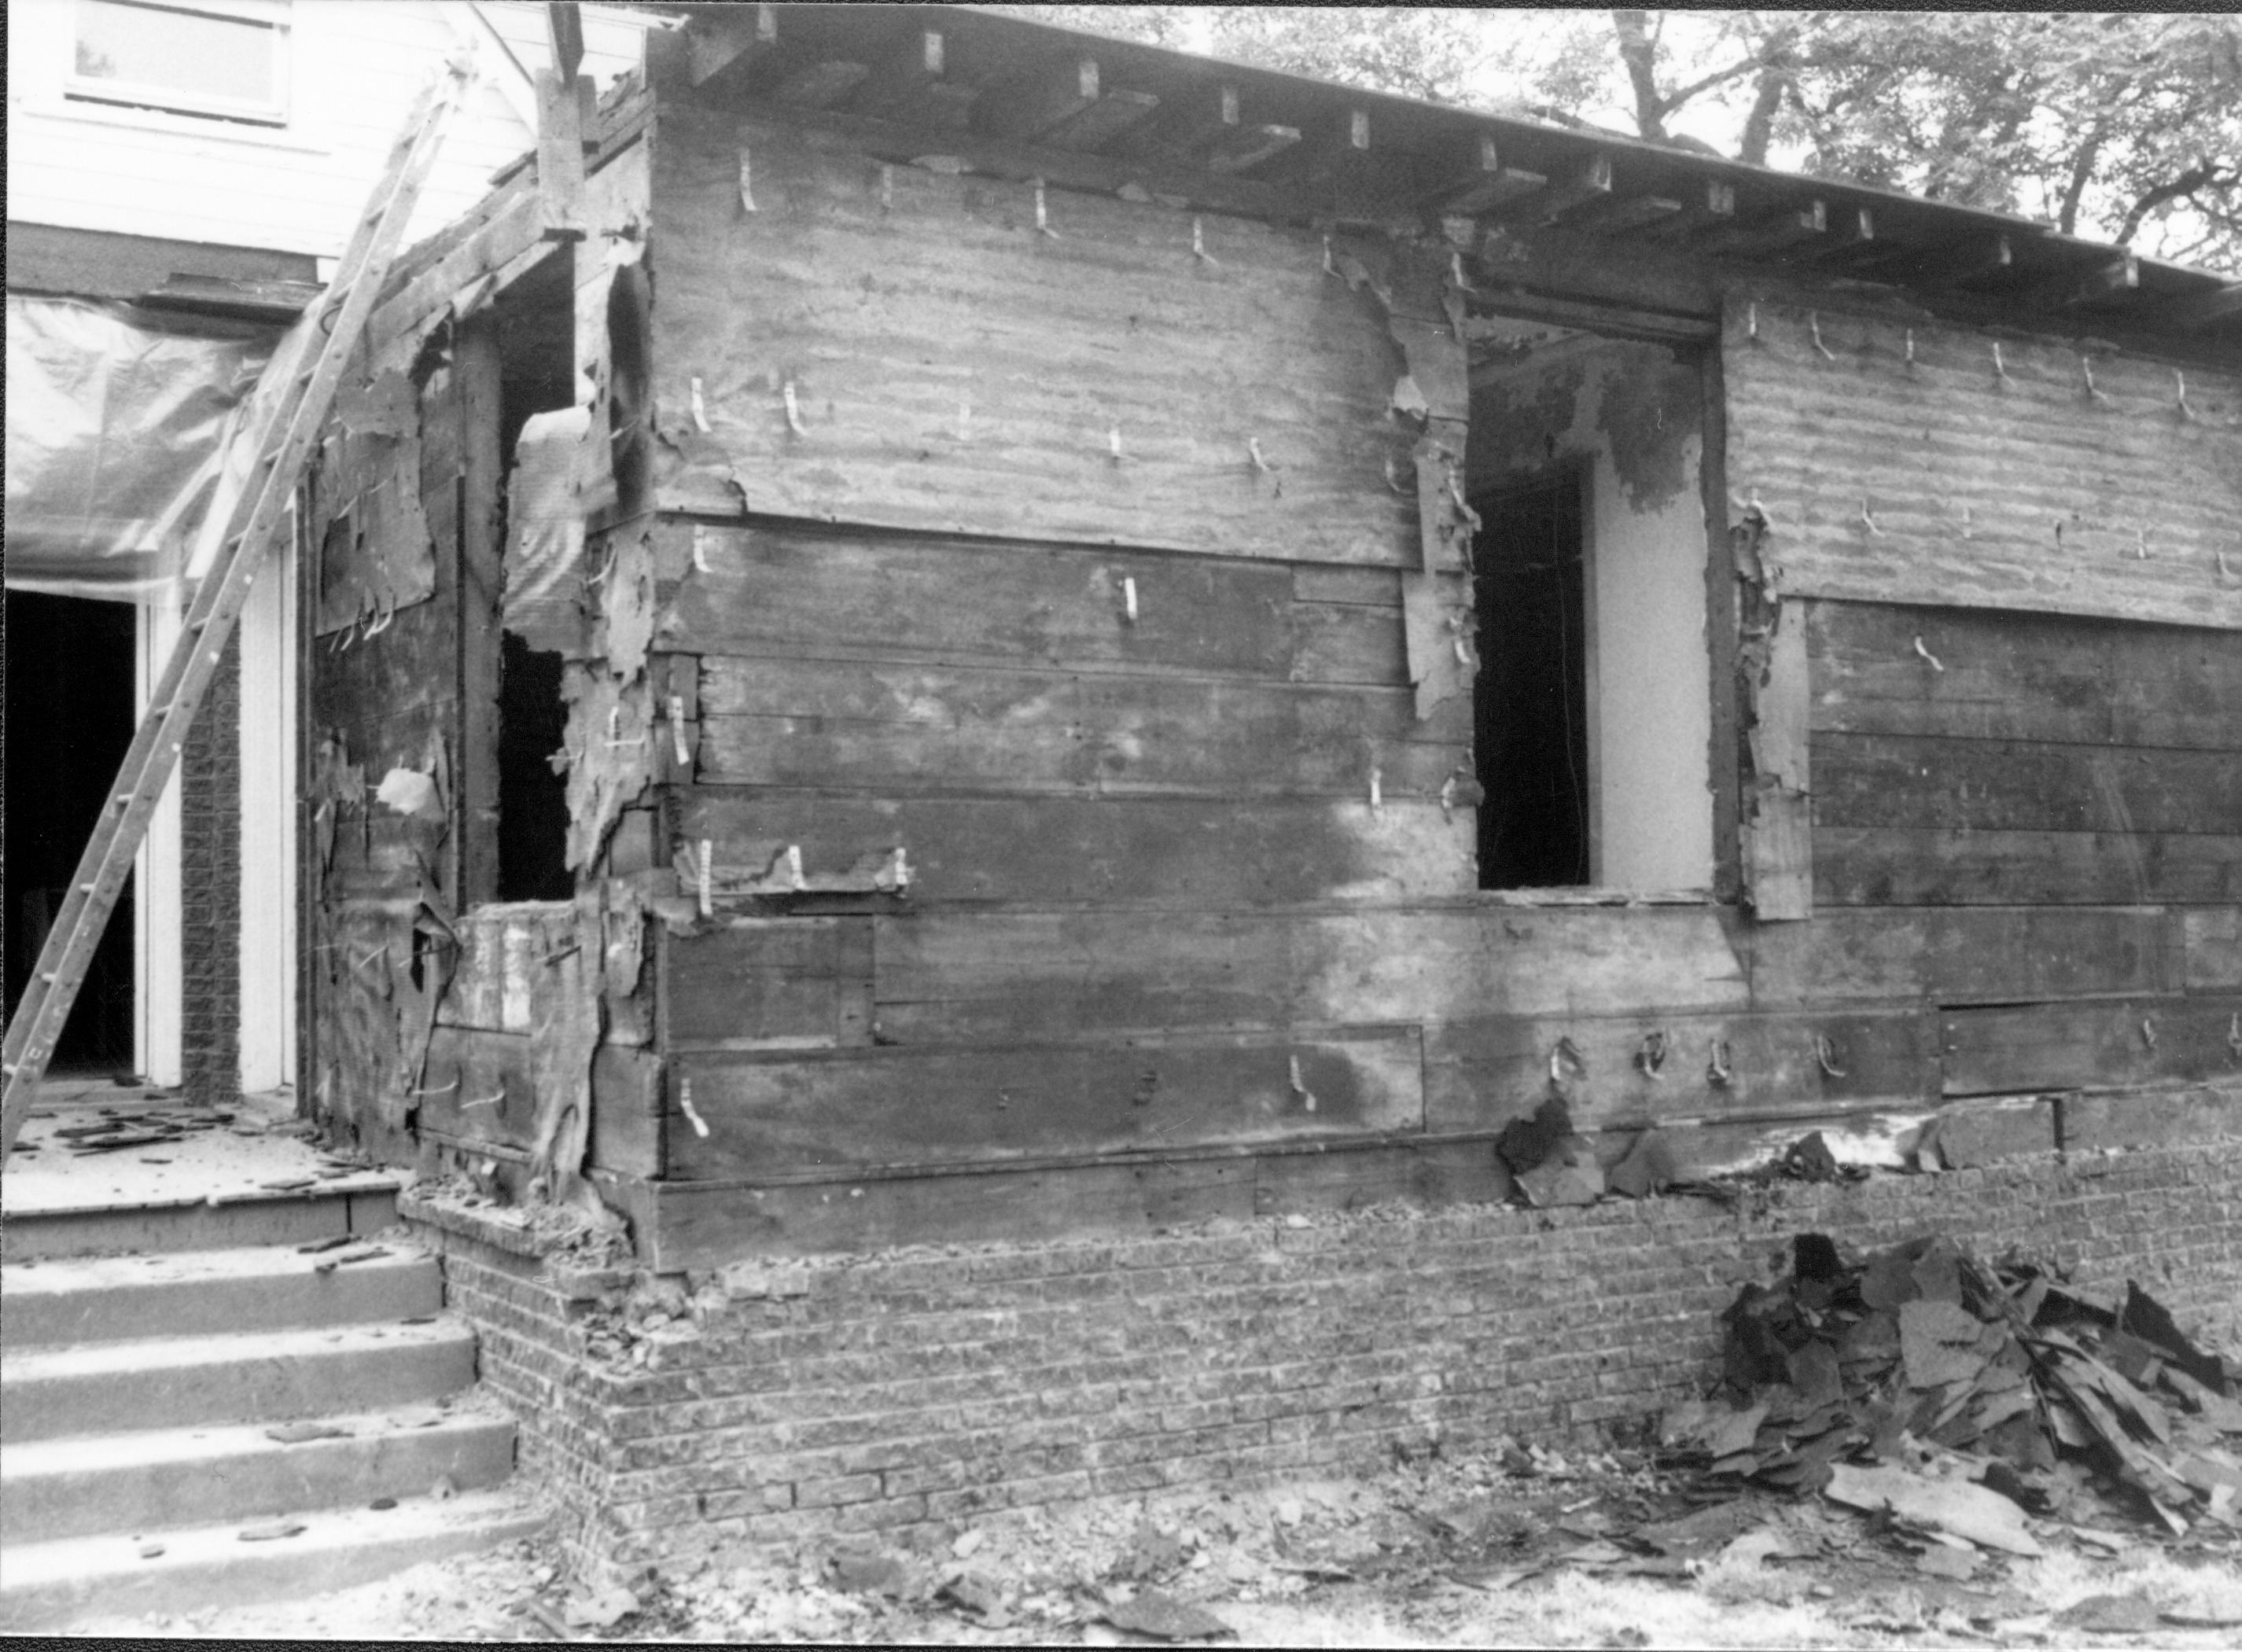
(407, 1139, 2242, 1574)
(179, 631, 239, 1103)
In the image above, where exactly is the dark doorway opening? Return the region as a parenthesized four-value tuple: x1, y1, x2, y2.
(496, 633, 572, 900)
(4, 590, 138, 1072)
(1473, 473, 1592, 888)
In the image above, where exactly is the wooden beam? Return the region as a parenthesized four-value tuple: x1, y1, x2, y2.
(2024, 251, 2139, 310)
(2159, 281, 2242, 329)
(1423, 134, 1544, 215)
(1858, 231, 2013, 290)
(1638, 177, 1736, 241)
(852, 27, 977, 131)
(1482, 153, 1613, 225)
(771, 61, 870, 110)
(1806, 203, 1876, 261)
(742, 95, 1300, 224)
(977, 54, 1103, 142)
(134, 274, 321, 322)
(535, 67, 587, 241)
(1563, 190, 1684, 237)
(1206, 120, 1301, 175)
(687, 2, 776, 88)
(1695, 197, 1827, 258)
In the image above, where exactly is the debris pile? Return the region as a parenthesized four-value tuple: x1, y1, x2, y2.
(1662, 1233, 2242, 1541)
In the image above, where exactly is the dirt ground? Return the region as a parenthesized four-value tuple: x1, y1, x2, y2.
(74, 1441, 2242, 1646)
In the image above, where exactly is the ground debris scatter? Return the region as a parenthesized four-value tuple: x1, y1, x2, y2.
(60, 1230, 2242, 1646)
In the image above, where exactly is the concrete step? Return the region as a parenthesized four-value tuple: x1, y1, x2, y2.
(1, 1318, 478, 1444)
(1, 1404, 516, 1544)
(1, 1245, 442, 1348)
(0, 1184, 400, 1263)
(0, 1485, 549, 1632)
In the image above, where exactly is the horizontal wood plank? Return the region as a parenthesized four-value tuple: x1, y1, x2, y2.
(1423, 1006, 1937, 1134)
(1815, 826, 2242, 907)
(1813, 731, 2242, 836)
(672, 789, 1478, 907)
(871, 906, 1748, 1043)
(1808, 600, 2242, 750)
(2060, 1084, 2242, 1154)
(2186, 907, 2242, 990)
(418, 1027, 541, 1153)
(642, 1154, 1259, 1268)
(694, 658, 1470, 797)
(1941, 995, 2242, 1096)
(649, 106, 1419, 565)
(1747, 906, 2183, 1008)
(662, 917, 874, 1050)
(665, 1027, 1425, 1176)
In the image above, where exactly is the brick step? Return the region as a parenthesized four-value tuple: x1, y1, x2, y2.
(0, 1404, 515, 1544)
(0, 1485, 548, 1632)
(1, 1318, 478, 1444)
(1, 1245, 441, 1349)
(0, 1184, 401, 1263)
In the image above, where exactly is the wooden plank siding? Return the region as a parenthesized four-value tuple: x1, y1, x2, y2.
(1807, 600, 2242, 906)
(1723, 298, 2242, 631)
(646, 105, 1420, 565)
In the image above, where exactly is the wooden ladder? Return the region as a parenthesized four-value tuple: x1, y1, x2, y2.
(1, 60, 477, 1159)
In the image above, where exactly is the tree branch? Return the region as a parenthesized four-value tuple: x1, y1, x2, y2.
(2115, 160, 2234, 245)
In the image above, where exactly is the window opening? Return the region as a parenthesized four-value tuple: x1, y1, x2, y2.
(1474, 473, 1592, 888)
(69, 0, 289, 126)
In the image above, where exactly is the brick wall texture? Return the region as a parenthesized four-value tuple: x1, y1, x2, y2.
(179, 631, 240, 1103)
(412, 1139, 2242, 1574)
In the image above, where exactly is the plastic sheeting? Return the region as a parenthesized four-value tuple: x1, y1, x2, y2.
(5, 295, 275, 602)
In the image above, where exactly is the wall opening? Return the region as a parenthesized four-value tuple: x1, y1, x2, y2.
(3, 590, 138, 1071)
(480, 259, 576, 903)
(1467, 326, 1716, 892)
(1474, 471, 1592, 887)
(496, 632, 572, 900)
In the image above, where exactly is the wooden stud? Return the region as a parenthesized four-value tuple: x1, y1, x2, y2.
(1563, 191, 1685, 237)
(1537, 153, 1616, 220)
(687, 2, 777, 87)
(534, 68, 587, 241)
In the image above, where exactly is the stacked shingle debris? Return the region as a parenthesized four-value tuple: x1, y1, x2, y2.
(1662, 1234, 2242, 1539)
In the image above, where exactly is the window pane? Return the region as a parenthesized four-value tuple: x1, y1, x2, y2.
(75, 0, 278, 108)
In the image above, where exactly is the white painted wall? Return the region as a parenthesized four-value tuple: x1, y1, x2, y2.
(1471, 339, 1716, 892)
(5, 1, 656, 259)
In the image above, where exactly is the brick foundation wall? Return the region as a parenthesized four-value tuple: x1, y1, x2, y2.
(179, 632, 239, 1103)
(406, 1138, 2242, 1576)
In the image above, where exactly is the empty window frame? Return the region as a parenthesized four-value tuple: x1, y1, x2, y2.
(1468, 330, 1715, 892)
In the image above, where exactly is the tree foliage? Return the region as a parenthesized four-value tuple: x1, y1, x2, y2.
(1016, 7, 2242, 273)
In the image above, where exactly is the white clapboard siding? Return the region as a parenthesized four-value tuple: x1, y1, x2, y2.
(4, 0, 654, 263)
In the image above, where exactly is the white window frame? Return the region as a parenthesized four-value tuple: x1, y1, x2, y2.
(64, 0, 292, 128)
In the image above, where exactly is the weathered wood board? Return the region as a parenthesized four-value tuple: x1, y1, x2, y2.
(656, 521, 1405, 686)
(1814, 733, 2242, 837)
(1724, 296, 2242, 629)
(2188, 908, 2242, 990)
(1809, 600, 2242, 750)
(693, 658, 1470, 797)
(662, 917, 872, 1050)
(1941, 995, 2242, 1096)
(870, 906, 1749, 1043)
(1815, 826, 2242, 907)
(672, 789, 1478, 907)
(2061, 1083, 2242, 1154)
(665, 1027, 1425, 1176)
(1423, 1006, 1938, 1133)
(648, 105, 1419, 564)
(1747, 906, 2183, 1007)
